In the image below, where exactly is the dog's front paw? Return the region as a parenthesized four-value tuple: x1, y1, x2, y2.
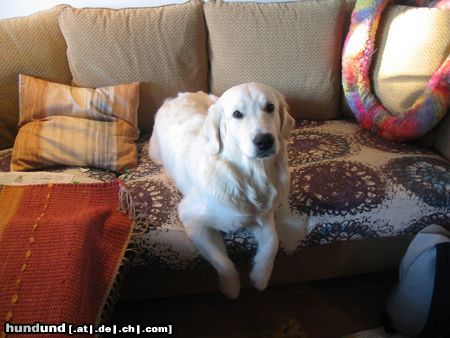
(219, 271, 240, 299)
(250, 267, 271, 291)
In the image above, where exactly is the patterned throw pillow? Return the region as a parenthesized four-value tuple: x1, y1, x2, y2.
(11, 74, 140, 172)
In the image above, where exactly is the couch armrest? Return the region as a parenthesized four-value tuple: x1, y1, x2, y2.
(434, 114, 450, 160)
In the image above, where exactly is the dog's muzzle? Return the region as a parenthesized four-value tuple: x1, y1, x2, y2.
(253, 133, 275, 158)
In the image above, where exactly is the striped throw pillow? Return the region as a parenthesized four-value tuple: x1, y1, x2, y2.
(11, 74, 140, 172)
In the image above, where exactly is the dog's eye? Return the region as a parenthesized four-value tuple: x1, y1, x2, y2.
(232, 110, 244, 119)
(265, 103, 275, 113)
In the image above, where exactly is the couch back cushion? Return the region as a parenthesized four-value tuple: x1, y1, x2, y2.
(204, 0, 345, 120)
(0, 5, 72, 150)
(59, 0, 208, 132)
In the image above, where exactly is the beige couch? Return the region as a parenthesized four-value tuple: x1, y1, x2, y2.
(0, 0, 449, 298)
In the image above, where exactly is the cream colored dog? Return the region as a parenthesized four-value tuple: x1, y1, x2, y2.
(149, 83, 294, 298)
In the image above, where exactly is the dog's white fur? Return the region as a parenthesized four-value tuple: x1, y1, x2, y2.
(149, 83, 294, 298)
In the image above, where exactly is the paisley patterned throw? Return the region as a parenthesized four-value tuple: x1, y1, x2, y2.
(2, 120, 448, 270)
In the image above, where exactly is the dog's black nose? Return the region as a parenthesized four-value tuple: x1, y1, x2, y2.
(253, 133, 274, 151)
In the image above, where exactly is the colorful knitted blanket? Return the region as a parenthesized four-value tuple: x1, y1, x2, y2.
(0, 180, 132, 336)
(342, 0, 450, 141)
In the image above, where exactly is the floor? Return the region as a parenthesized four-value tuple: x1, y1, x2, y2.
(109, 271, 397, 338)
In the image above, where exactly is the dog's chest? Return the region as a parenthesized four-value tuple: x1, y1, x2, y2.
(205, 184, 278, 232)
(207, 204, 262, 232)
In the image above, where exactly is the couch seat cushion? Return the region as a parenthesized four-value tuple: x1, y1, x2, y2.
(1, 120, 449, 270)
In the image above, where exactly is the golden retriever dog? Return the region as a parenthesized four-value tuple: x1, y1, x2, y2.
(149, 83, 294, 298)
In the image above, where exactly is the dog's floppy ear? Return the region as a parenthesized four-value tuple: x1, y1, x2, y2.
(202, 102, 222, 155)
(278, 94, 295, 140)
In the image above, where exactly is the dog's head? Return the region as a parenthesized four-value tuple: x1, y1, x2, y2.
(203, 83, 295, 159)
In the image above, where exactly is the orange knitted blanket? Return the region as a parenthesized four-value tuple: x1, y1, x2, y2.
(0, 180, 132, 336)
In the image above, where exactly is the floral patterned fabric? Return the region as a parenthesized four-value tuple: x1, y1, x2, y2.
(1, 120, 449, 270)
